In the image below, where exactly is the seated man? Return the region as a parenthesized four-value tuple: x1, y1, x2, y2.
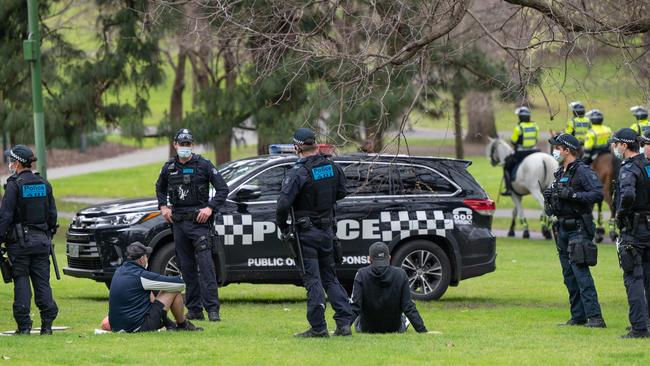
(108, 242, 202, 333)
(350, 242, 428, 333)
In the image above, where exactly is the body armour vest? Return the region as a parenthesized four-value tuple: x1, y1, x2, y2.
(15, 172, 49, 227)
(166, 157, 209, 208)
(629, 158, 650, 214)
(554, 164, 591, 217)
(293, 155, 339, 220)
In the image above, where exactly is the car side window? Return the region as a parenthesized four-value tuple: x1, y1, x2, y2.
(342, 163, 399, 196)
(241, 165, 290, 202)
(397, 165, 457, 195)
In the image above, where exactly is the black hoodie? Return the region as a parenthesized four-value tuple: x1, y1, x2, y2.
(350, 265, 427, 333)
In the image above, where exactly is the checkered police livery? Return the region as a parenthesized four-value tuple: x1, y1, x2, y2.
(215, 210, 454, 246)
(379, 210, 453, 241)
(215, 214, 254, 245)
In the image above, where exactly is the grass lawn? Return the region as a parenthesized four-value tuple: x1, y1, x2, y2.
(0, 236, 647, 364)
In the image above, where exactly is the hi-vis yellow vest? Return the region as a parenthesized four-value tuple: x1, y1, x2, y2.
(511, 122, 539, 149)
(630, 119, 650, 135)
(566, 116, 591, 142)
(584, 124, 612, 151)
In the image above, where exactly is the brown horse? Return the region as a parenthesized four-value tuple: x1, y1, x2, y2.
(591, 151, 619, 242)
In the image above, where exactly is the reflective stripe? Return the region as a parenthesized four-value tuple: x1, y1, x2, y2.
(568, 117, 591, 142)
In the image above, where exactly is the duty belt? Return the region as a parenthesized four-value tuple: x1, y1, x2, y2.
(172, 211, 198, 222)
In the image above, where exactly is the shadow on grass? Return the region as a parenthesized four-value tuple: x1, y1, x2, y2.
(437, 296, 565, 309)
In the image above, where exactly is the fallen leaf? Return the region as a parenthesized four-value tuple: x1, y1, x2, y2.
(2, 355, 10, 360)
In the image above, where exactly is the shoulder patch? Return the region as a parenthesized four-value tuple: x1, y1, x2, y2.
(645, 165, 650, 178)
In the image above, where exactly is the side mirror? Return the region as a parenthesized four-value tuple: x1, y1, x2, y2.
(235, 184, 262, 201)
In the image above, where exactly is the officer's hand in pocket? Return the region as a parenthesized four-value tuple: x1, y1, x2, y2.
(197, 207, 213, 224)
(161, 206, 173, 223)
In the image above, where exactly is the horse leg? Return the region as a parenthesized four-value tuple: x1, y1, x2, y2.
(530, 186, 552, 240)
(508, 208, 516, 237)
(512, 195, 529, 238)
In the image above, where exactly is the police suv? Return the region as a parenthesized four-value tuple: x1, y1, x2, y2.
(64, 146, 496, 300)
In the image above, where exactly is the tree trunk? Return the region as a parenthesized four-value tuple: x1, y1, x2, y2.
(257, 130, 272, 155)
(453, 95, 464, 159)
(465, 91, 497, 143)
(215, 45, 235, 164)
(169, 47, 187, 158)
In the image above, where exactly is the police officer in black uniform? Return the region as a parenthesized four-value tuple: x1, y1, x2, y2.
(544, 133, 606, 328)
(276, 128, 354, 338)
(0, 145, 58, 335)
(155, 129, 229, 322)
(610, 128, 650, 338)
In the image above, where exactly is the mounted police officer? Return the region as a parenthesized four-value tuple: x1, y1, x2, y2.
(276, 127, 354, 338)
(502, 106, 539, 196)
(610, 128, 650, 338)
(629, 106, 650, 136)
(0, 145, 58, 335)
(155, 129, 229, 322)
(582, 109, 612, 166)
(544, 133, 606, 328)
(565, 101, 591, 144)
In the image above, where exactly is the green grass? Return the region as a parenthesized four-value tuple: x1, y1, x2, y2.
(1, 236, 647, 364)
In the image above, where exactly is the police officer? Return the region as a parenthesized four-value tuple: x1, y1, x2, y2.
(565, 101, 591, 144)
(502, 106, 539, 196)
(544, 133, 606, 328)
(610, 128, 650, 338)
(0, 145, 58, 335)
(155, 129, 229, 322)
(641, 130, 650, 159)
(582, 109, 612, 165)
(276, 128, 354, 338)
(629, 106, 650, 136)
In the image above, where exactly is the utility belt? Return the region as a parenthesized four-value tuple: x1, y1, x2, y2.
(6, 223, 49, 246)
(295, 216, 333, 231)
(556, 214, 592, 231)
(618, 212, 650, 234)
(172, 211, 198, 222)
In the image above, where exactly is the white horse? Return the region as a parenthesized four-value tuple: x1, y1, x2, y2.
(486, 138, 558, 239)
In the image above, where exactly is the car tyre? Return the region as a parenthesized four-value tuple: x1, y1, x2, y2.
(149, 242, 181, 277)
(392, 240, 451, 301)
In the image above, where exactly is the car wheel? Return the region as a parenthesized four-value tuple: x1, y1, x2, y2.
(149, 242, 181, 277)
(392, 240, 451, 301)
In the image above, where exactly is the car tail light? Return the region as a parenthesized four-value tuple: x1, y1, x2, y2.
(464, 199, 496, 216)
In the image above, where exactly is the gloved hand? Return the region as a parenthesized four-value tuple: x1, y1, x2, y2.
(558, 187, 576, 200)
(279, 227, 292, 242)
(543, 187, 553, 202)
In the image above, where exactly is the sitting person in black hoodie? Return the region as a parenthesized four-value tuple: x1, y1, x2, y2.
(350, 242, 428, 333)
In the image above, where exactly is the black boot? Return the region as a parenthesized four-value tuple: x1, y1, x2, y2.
(558, 319, 586, 326)
(186, 311, 205, 321)
(333, 325, 352, 336)
(162, 313, 177, 331)
(177, 320, 203, 332)
(585, 316, 606, 328)
(40, 322, 53, 336)
(208, 311, 221, 322)
(621, 329, 650, 339)
(294, 328, 329, 338)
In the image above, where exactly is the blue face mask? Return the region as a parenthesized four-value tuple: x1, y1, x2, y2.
(552, 149, 565, 163)
(177, 147, 192, 158)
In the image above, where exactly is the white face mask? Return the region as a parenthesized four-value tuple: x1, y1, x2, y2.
(177, 147, 193, 159)
(613, 145, 624, 159)
(552, 149, 565, 163)
(7, 162, 16, 175)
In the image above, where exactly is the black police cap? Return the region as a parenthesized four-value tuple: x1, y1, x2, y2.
(609, 128, 638, 145)
(4, 145, 35, 164)
(641, 129, 650, 144)
(126, 242, 153, 260)
(175, 128, 194, 143)
(548, 133, 580, 150)
(292, 128, 316, 145)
